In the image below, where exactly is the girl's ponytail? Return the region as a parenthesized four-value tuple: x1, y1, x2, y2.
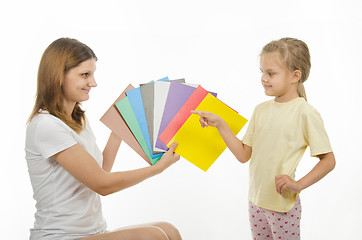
(297, 83, 307, 101)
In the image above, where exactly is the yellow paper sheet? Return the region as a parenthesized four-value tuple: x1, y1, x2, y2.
(167, 93, 248, 171)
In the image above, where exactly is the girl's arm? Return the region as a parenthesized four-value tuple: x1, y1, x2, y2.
(192, 111, 252, 163)
(53, 142, 180, 196)
(102, 132, 122, 172)
(275, 152, 336, 195)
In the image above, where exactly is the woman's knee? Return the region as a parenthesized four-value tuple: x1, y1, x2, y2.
(152, 222, 182, 240)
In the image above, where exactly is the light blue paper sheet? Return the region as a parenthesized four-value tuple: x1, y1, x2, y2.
(126, 87, 164, 160)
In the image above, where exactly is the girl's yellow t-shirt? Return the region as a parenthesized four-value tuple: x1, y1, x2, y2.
(242, 97, 332, 212)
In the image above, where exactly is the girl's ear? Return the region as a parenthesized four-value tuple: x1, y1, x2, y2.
(292, 70, 302, 83)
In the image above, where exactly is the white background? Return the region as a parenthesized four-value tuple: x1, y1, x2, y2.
(1, 0, 361, 239)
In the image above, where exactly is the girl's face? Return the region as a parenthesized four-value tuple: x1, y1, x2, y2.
(260, 52, 299, 102)
(62, 58, 97, 110)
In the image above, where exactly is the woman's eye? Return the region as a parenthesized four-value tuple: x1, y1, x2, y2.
(81, 73, 89, 77)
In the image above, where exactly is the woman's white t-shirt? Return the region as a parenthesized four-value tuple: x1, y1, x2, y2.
(25, 111, 107, 239)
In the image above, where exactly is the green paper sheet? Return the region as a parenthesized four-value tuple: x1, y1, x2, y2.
(115, 97, 161, 165)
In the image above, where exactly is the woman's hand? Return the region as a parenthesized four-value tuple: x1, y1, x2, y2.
(191, 110, 224, 128)
(54, 142, 180, 196)
(275, 174, 302, 195)
(155, 142, 180, 172)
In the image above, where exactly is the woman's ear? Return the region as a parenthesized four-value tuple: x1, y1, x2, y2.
(60, 75, 65, 87)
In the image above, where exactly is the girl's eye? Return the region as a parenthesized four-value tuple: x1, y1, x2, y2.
(81, 73, 89, 77)
(269, 72, 274, 77)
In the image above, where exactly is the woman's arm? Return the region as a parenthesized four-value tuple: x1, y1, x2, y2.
(275, 152, 336, 195)
(53, 142, 180, 196)
(192, 111, 252, 163)
(102, 132, 122, 172)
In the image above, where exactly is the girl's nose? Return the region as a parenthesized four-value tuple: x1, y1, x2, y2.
(261, 74, 268, 83)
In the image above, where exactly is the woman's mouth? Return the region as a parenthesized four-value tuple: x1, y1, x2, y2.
(82, 88, 90, 93)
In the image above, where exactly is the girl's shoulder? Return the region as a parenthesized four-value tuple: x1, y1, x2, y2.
(255, 98, 318, 110)
(285, 99, 324, 122)
(298, 99, 321, 116)
(252, 98, 322, 121)
(253, 99, 273, 110)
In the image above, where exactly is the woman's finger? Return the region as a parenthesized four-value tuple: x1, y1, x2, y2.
(168, 142, 178, 152)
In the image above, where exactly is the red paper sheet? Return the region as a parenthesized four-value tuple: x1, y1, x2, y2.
(158, 86, 209, 146)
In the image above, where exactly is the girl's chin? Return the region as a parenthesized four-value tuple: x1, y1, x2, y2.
(264, 90, 275, 96)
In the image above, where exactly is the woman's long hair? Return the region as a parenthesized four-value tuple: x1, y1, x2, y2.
(28, 38, 97, 133)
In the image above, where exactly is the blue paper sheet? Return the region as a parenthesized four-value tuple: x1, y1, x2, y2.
(126, 87, 164, 160)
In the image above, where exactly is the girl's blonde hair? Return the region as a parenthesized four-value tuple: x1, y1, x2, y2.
(261, 37, 311, 101)
(28, 38, 97, 133)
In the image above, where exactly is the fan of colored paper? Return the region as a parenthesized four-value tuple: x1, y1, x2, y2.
(100, 77, 248, 171)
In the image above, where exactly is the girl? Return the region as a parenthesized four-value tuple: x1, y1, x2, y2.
(25, 38, 182, 240)
(192, 37, 335, 239)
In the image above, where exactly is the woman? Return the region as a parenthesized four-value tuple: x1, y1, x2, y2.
(25, 37, 182, 240)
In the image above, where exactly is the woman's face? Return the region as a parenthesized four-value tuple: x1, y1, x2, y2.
(62, 58, 97, 108)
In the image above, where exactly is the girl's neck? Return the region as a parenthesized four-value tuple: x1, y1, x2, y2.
(274, 91, 300, 103)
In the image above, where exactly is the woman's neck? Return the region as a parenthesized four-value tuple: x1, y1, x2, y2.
(63, 100, 76, 119)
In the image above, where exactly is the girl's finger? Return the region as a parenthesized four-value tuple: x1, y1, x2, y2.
(192, 110, 209, 118)
(276, 180, 285, 195)
(280, 184, 287, 195)
(199, 118, 208, 127)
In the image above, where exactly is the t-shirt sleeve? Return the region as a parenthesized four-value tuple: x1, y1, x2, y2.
(242, 108, 256, 147)
(304, 108, 333, 157)
(33, 117, 77, 159)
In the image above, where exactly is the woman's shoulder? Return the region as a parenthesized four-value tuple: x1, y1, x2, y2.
(28, 111, 56, 125)
(27, 111, 70, 134)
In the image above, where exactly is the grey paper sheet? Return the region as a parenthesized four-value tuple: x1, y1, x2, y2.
(140, 78, 185, 155)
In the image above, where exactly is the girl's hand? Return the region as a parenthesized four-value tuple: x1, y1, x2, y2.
(191, 110, 224, 128)
(275, 174, 302, 195)
(155, 142, 180, 172)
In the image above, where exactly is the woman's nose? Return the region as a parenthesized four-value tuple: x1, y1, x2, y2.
(88, 77, 97, 87)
